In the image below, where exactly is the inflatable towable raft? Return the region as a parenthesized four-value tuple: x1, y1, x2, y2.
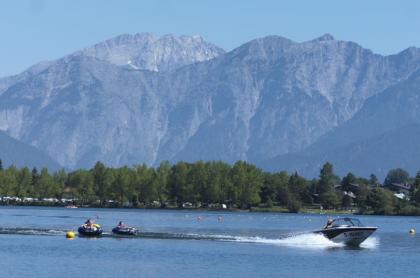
(112, 226, 138, 236)
(78, 224, 103, 236)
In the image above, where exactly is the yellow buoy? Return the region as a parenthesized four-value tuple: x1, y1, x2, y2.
(66, 231, 75, 239)
(409, 228, 415, 235)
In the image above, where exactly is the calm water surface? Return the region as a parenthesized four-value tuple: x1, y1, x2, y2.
(0, 207, 419, 277)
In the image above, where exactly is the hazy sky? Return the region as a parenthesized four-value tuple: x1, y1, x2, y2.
(1, 0, 420, 77)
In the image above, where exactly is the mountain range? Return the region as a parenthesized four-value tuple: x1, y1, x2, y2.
(1, 32, 420, 179)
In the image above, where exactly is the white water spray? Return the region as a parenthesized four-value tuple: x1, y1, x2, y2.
(229, 233, 344, 249)
(360, 236, 379, 249)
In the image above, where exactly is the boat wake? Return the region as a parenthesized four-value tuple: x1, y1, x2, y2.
(0, 227, 66, 236)
(360, 236, 379, 248)
(194, 232, 378, 249)
(225, 233, 344, 249)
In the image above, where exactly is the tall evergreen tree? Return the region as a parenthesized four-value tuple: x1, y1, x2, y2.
(318, 162, 336, 194)
(318, 162, 339, 208)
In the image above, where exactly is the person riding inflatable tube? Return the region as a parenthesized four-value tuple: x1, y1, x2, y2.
(78, 223, 103, 236)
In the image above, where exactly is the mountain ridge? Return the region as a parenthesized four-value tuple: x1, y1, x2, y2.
(1, 33, 420, 176)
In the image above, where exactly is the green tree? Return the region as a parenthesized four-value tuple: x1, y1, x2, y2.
(91, 161, 112, 205)
(111, 167, 132, 206)
(186, 161, 207, 205)
(1, 165, 18, 196)
(341, 172, 356, 192)
(67, 169, 95, 205)
(287, 198, 302, 213)
(36, 168, 61, 198)
(261, 173, 278, 204)
(204, 161, 223, 204)
(151, 161, 171, 205)
(355, 184, 370, 212)
(211, 161, 232, 205)
(320, 191, 340, 209)
(134, 164, 155, 204)
(317, 162, 339, 208)
(367, 188, 395, 215)
(30, 167, 39, 196)
(411, 171, 420, 203)
(369, 174, 379, 187)
(52, 169, 67, 199)
(267, 172, 288, 204)
(230, 161, 262, 208)
(384, 168, 410, 186)
(0, 171, 16, 199)
(261, 171, 290, 206)
(288, 172, 312, 204)
(169, 162, 190, 207)
(341, 194, 353, 208)
(16, 167, 32, 198)
(317, 162, 336, 194)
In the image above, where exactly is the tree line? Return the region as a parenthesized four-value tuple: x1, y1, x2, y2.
(1, 158, 420, 215)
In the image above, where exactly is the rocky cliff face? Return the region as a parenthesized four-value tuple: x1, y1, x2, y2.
(261, 68, 420, 178)
(1, 33, 420, 174)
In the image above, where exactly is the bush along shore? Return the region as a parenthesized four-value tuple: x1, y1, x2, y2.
(0, 159, 420, 215)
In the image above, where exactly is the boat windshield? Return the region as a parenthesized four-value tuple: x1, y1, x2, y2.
(331, 218, 363, 228)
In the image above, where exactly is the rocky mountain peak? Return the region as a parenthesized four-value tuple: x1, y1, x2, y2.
(311, 33, 335, 42)
(76, 33, 225, 72)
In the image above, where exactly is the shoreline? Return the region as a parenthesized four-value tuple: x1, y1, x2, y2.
(2, 203, 418, 217)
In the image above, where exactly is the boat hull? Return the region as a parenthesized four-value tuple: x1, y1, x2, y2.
(314, 227, 377, 246)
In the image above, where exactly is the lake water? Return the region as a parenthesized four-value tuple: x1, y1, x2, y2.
(0, 207, 419, 277)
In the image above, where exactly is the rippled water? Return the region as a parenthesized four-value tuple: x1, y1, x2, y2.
(0, 207, 419, 277)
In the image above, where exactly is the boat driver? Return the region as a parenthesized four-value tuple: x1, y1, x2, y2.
(324, 218, 333, 229)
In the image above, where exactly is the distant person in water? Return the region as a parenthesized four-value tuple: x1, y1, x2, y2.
(324, 218, 333, 229)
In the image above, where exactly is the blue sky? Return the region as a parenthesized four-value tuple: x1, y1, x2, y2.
(1, 0, 420, 77)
